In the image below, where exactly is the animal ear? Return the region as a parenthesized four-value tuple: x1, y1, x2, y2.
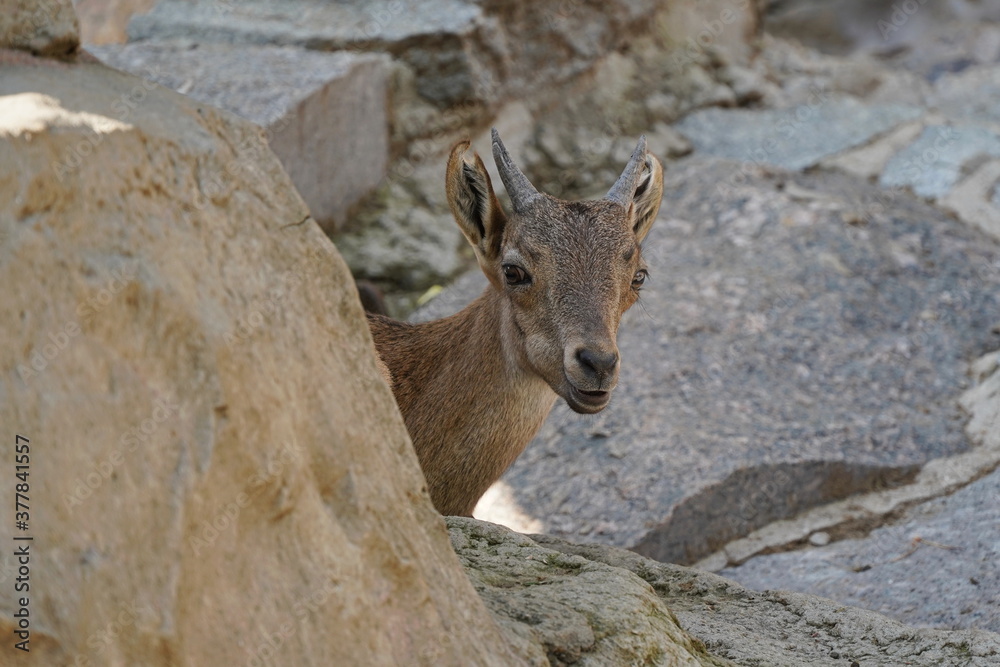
(445, 140, 506, 262)
(629, 154, 664, 243)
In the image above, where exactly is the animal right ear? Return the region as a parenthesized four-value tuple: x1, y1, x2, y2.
(446, 141, 506, 263)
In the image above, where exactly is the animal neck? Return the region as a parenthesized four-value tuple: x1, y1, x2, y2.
(428, 285, 554, 420)
(375, 284, 557, 515)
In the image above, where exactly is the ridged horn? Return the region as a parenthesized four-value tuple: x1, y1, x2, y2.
(491, 127, 540, 213)
(605, 135, 648, 208)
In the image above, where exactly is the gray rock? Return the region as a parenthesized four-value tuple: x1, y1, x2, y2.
(877, 18, 1000, 83)
(720, 465, 1000, 633)
(931, 64, 1000, 126)
(450, 518, 1000, 667)
(676, 96, 922, 171)
(764, 0, 1000, 56)
(880, 125, 1000, 199)
(422, 157, 1000, 565)
(128, 0, 482, 57)
(88, 41, 389, 233)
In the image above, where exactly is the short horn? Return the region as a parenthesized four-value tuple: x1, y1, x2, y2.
(491, 128, 540, 213)
(605, 135, 648, 208)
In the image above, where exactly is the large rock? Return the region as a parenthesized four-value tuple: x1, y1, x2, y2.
(417, 157, 1000, 564)
(89, 41, 389, 234)
(0, 49, 522, 665)
(451, 518, 1000, 667)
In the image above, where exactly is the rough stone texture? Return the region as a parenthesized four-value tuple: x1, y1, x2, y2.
(0, 0, 80, 55)
(448, 518, 724, 667)
(939, 158, 1000, 241)
(0, 53, 522, 666)
(876, 17, 1000, 83)
(76, 0, 158, 45)
(962, 352, 1000, 452)
(450, 518, 1000, 667)
(658, 0, 759, 65)
(88, 41, 389, 233)
(647, 24, 1000, 250)
(417, 157, 1000, 565)
(763, 0, 1000, 56)
(931, 64, 1000, 126)
(675, 96, 923, 171)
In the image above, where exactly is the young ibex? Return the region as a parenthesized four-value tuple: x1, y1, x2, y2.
(368, 129, 664, 516)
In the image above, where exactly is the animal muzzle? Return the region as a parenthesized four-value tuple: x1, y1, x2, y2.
(563, 343, 619, 412)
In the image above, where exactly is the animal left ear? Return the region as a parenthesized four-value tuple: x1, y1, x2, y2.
(629, 154, 664, 244)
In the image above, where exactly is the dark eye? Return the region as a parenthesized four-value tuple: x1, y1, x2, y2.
(502, 264, 531, 286)
(632, 269, 648, 289)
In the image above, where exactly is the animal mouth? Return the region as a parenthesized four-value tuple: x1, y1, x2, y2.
(566, 384, 611, 413)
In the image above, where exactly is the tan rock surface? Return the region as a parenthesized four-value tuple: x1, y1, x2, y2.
(0, 0, 79, 55)
(0, 51, 522, 666)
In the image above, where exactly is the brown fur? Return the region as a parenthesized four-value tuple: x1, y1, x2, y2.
(368, 132, 664, 516)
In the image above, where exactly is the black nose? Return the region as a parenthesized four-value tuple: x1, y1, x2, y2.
(576, 348, 619, 381)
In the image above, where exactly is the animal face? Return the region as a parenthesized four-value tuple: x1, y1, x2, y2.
(445, 130, 663, 413)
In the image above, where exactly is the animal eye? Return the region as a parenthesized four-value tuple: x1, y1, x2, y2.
(502, 264, 531, 286)
(632, 269, 648, 289)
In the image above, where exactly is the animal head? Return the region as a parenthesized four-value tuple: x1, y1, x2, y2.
(445, 129, 663, 414)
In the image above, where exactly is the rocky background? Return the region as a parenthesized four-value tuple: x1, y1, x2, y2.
(0, 0, 998, 665)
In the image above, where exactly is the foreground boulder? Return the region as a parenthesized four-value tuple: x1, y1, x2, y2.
(0, 47, 523, 665)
